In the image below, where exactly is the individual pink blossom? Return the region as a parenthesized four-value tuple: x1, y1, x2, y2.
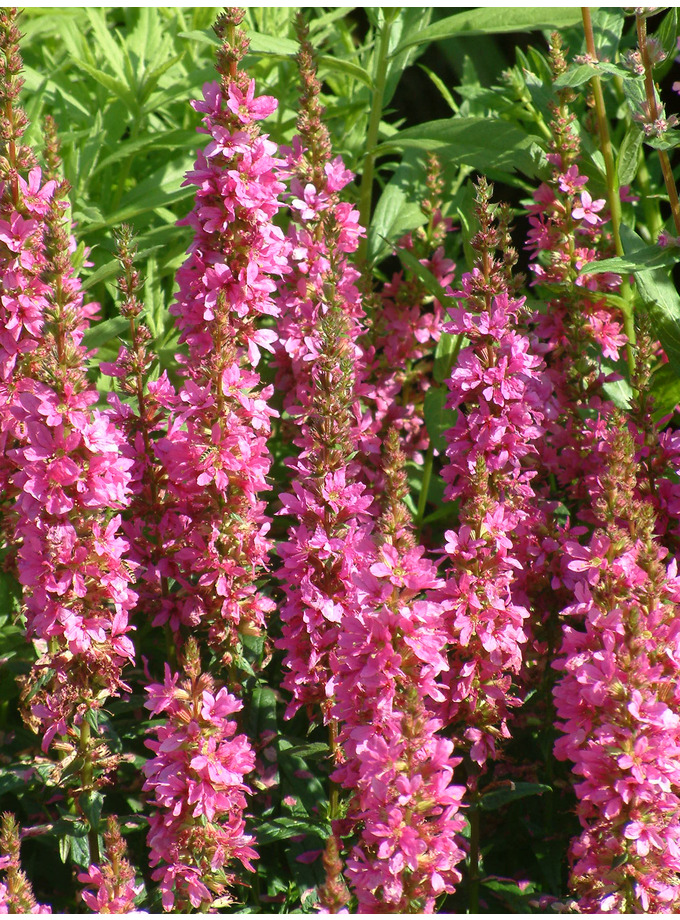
(572, 190, 605, 225)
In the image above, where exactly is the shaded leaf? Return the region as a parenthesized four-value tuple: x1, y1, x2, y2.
(392, 8, 583, 54)
(479, 782, 551, 811)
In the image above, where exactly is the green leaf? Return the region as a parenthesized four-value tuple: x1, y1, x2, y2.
(396, 246, 454, 308)
(380, 118, 545, 179)
(83, 316, 130, 351)
(256, 817, 326, 846)
(621, 224, 680, 373)
(479, 782, 551, 811)
(653, 7, 678, 80)
(392, 7, 583, 54)
(602, 361, 633, 411)
(434, 332, 463, 384)
(616, 125, 644, 187)
(579, 243, 678, 275)
(282, 742, 330, 760)
(248, 32, 299, 56)
(651, 363, 680, 421)
(80, 791, 104, 832)
(368, 177, 425, 263)
(424, 387, 457, 454)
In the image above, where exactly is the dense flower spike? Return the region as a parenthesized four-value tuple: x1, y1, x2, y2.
(0, 10, 56, 540)
(275, 15, 373, 716)
(101, 225, 178, 637)
(0, 814, 51, 914)
(152, 9, 288, 654)
(526, 33, 625, 502)
(331, 430, 467, 911)
(7, 118, 136, 759)
(553, 421, 680, 912)
(142, 639, 257, 912)
(78, 817, 142, 913)
(435, 180, 549, 765)
(364, 154, 452, 464)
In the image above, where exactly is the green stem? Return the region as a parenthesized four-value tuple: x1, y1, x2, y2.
(356, 10, 396, 264)
(636, 12, 680, 236)
(415, 443, 433, 532)
(468, 800, 480, 913)
(328, 720, 339, 822)
(636, 154, 664, 241)
(582, 7, 636, 380)
(79, 719, 100, 865)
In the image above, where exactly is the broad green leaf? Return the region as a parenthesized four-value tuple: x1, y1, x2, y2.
(256, 817, 326, 846)
(380, 118, 545, 179)
(69, 57, 137, 110)
(623, 224, 680, 374)
(602, 361, 633, 411)
(83, 316, 130, 351)
(396, 246, 455, 309)
(424, 387, 457, 454)
(617, 125, 644, 187)
(282, 742, 330, 760)
(434, 332, 463, 384)
(653, 6, 679, 80)
(80, 791, 104, 832)
(651, 363, 680, 420)
(479, 782, 551, 811)
(368, 176, 425, 263)
(248, 32, 299, 56)
(392, 8, 583, 54)
(579, 244, 678, 275)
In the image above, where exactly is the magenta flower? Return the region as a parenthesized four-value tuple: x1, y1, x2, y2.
(142, 642, 257, 912)
(572, 190, 606, 225)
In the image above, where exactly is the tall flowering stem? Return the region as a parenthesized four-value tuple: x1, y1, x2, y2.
(365, 154, 453, 471)
(0, 26, 137, 877)
(275, 15, 372, 718)
(142, 638, 257, 912)
(527, 34, 626, 504)
(77, 817, 142, 913)
(0, 9, 55, 543)
(434, 179, 549, 766)
(154, 8, 288, 655)
(0, 813, 51, 913)
(553, 420, 680, 912)
(102, 226, 178, 656)
(331, 429, 466, 912)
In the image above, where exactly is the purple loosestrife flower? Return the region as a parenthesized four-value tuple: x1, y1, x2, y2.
(274, 18, 373, 718)
(77, 818, 142, 913)
(331, 430, 466, 912)
(526, 34, 625, 505)
(153, 10, 289, 654)
(0, 11, 57, 539)
(435, 180, 550, 766)
(365, 155, 453, 466)
(0, 814, 51, 914)
(100, 226, 180, 640)
(553, 421, 680, 912)
(7, 115, 136, 756)
(142, 639, 257, 912)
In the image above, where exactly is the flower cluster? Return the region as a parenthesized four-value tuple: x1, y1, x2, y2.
(275, 20, 373, 716)
(434, 180, 549, 765)
(331, 431, 466, 911)
(150, 10, 288, 654)
(142, 639, 257, 912)
(0, 813, 51, 914)
(553, 422, 680, 912)
(365, 155, 453, 464)
(78, 817, 142, 913)
(7, 119, 136, 753)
